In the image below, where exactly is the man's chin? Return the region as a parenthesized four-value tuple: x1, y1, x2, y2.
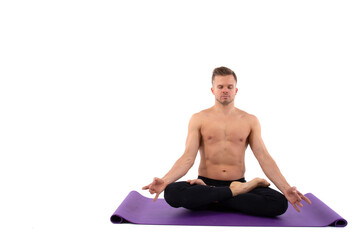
(216, 99, 233, 105)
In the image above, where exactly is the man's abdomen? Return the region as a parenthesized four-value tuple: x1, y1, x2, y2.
(198, 160, 245, 181)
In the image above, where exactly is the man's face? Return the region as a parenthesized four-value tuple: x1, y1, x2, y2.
(211, 75, 238, 105)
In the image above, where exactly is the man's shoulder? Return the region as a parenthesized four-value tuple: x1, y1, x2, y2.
(188, 111, 205, 126)
(193, 108, 212, 118)
(234, 108, 259, 124)
(191, 108, 259, 122)
(188, 109, 212, 128)
(234, 108, 255, 118)
(194, 108, 257, 119)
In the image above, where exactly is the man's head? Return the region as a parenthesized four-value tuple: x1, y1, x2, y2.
(211, 66, 237, 85)
(211, 66, 238, 105)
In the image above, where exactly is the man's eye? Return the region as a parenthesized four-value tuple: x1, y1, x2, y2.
(218, 86, 223, 89)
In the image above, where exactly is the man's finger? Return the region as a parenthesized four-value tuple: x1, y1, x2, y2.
(292, 203, 301, 212)
(296, 190, 312, 205)
(297, 201, 303, 208)
(302, 195, 312, 205)
(196, 179, 206, 185)
(189, 179, 198, 185)
(142, 185, 150, 190)
(292, 191, 301, 202)
(153, 193, 160, 202)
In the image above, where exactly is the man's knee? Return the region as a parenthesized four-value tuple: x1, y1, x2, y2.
(269, 194, 288, 217)
(164, 182, 188, 208)
(164, 182, 208, 210)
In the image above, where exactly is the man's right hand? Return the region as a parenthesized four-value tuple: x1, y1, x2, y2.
(142, 177, 168, 202)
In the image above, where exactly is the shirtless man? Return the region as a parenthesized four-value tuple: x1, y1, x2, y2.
(143, 66, 311, 217)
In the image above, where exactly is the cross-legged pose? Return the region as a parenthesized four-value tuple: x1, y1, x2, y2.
(143, 66, 311, 217)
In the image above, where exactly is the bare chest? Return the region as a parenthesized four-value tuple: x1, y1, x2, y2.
(200, 118, 251, 144)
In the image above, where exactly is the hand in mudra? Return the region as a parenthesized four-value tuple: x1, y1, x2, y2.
(284, 186, 312, 212)
(142, 177, 167, 202)
(187, 179, 206, 185)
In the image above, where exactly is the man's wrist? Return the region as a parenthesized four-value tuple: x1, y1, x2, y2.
(277, 183, 291, 194)
(281, 185, 292, 195)
(162, 177, 172, 186)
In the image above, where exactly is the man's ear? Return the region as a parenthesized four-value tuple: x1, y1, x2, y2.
(235, 88, 238, 94)
(211, 87, 215, 95)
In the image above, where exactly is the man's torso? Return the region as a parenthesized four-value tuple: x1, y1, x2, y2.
(197, 108, 253, 181)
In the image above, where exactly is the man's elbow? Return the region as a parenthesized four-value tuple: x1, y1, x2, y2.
(255, 151, 274, 166)
(179, 153, 196, 168)
(258, 156, 277, 172)
(181, 150, 196, 163)
(254, 150, 266, 164)
(184, 157, 195, 168)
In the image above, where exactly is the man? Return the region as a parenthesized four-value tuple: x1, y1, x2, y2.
(143, 66, 311, 217)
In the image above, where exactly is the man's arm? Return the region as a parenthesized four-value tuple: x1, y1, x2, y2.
(248, 115, 290, 193)
(143, 113, 201, 201)
(161, 113, 201, 185)
(248, 115, 311, 211)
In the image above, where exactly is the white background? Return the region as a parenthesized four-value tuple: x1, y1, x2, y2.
(0, 0, 359, 239)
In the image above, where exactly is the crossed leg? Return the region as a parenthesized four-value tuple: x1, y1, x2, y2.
(164, 178, 288, 217)
(218, 186, 288, 217)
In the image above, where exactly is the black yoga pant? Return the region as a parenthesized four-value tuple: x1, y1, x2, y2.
(164, 176, 288, 217)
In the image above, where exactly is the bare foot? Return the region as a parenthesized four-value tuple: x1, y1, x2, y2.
(229, 178, 270, 197)
(255, 177, 270, 188)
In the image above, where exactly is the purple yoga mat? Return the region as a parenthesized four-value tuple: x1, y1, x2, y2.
(110, 191, 347, 227)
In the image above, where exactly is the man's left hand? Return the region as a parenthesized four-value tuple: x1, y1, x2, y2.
(187, 179, 206, 185)
(284, 186, 312, 212)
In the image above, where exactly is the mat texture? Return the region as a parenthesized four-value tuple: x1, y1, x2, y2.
(110, 191, 347, 227)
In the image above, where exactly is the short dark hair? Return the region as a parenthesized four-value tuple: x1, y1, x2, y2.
(212, 66, 237, 85)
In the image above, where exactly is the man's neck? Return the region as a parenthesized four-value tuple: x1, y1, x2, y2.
(212, 101, 236, 115)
